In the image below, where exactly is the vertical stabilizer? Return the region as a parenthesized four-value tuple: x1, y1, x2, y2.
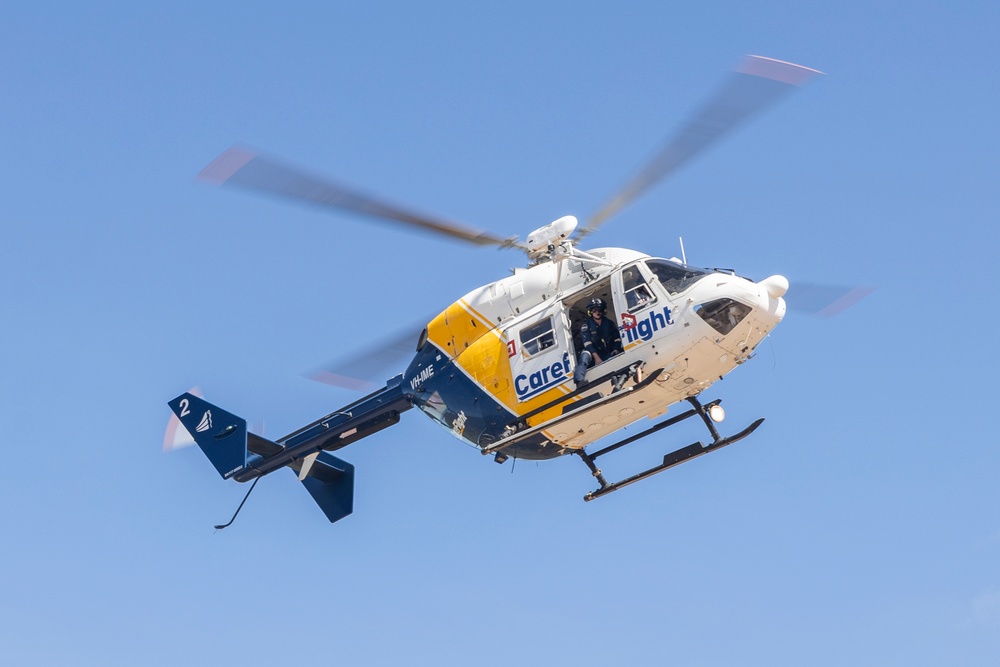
(167, 393, 249, 480)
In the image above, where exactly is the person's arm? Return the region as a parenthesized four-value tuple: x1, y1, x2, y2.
(581, 322, 601, 363)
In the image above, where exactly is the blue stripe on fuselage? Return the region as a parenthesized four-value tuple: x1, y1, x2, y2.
(404, 343, 513, 448)
(403, 343, 566, 460)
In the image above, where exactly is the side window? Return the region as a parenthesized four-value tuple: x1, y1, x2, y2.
(695, 299, 751, 335)
(519, 317, 556, 358)
(646, 259, 708, 295)
(622, 265, 656, 312)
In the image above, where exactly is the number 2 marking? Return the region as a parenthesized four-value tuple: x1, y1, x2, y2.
(179, 398, 191, 418)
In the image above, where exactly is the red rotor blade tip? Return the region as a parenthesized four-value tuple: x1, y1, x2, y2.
(198, 146, 258, 185)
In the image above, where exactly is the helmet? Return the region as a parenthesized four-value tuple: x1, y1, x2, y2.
(587, 298, 606, 315)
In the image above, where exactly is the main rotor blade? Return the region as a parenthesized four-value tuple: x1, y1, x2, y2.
(306, 320, 428, 391)
(579, 55, 823, 239)
(199, 146, 521, 249)
(787, 283, 874, 317)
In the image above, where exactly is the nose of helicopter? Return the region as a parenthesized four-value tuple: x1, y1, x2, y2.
(759, 274, 789, 299)
(755, 274, 788, 323)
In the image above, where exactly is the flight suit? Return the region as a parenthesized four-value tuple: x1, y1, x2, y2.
(574, 315, 623, 384)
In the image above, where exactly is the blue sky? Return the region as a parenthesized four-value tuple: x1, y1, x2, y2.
(2, 2, 999, 665)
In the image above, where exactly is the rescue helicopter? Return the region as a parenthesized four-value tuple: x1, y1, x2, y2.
(168, 55, 869, 526)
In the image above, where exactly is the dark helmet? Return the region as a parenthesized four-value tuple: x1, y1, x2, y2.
(587, 298, 607, 315)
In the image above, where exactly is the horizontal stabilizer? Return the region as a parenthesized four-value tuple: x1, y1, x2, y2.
(298, 451, 355, 523)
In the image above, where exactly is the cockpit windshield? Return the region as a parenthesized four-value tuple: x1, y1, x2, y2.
(645, 259, 709, 295)
(695, 298, 752, 335)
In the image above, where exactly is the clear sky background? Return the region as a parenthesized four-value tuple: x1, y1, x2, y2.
(2, 2, 998, 665)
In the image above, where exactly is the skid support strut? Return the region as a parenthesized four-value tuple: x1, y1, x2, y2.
(578, 395, 764, 502)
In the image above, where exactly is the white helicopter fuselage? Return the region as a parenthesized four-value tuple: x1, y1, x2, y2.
(402, 247, 787, 460)
(171, 56, 827, 522)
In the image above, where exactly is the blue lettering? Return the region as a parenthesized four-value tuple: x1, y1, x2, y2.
(650, 309, 666, 331)
(623, 307, 675, 345)
(638, 319, 653, 341)
(514, 352, 574, 399)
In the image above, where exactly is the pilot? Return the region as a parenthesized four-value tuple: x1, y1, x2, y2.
(574, 298, 623, 385)
(627, 284, 652, 309)
(623, 267, 653, 309)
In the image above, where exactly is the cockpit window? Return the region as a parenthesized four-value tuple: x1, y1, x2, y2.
(622, 265, 656, 312)
(645, 259, 709, 295)
(519, 317, 556, 358)
(695, 299, 752, 336)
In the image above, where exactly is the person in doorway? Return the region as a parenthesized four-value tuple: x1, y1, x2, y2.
(574, 298, 622, 385)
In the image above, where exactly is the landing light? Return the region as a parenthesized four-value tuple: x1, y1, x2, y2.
(708, 405, 726, 423)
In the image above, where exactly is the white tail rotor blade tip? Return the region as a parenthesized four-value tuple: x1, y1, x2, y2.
(739, 55, 824, 85)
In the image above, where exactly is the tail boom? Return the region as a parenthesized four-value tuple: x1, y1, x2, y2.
(167, 376, 411, 523)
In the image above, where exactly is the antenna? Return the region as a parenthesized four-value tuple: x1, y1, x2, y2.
(214, 476, 261, 531)
(679, 237, 687, 265)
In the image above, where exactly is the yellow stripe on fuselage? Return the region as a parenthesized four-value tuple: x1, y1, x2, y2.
(425, 299, 492, 359)
(428, 298, 577, 426)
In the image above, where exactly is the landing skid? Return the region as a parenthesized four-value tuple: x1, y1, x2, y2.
(576, 395, 764, 501)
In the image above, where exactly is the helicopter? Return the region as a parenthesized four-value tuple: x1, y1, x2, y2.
(168, 55, 869, 526)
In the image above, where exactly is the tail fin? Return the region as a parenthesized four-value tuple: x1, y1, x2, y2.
(167, 393, 249, 480)
(168, 392, 356, 523)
